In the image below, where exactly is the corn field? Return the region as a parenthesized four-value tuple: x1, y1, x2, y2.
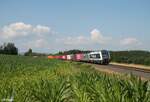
(0, 54, 150, 102)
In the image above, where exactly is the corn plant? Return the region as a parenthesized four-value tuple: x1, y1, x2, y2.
(0, 54, 149, 102)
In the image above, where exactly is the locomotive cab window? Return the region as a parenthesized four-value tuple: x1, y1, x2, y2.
(101, 51, 108, 55)
(90, 54, 100, 58)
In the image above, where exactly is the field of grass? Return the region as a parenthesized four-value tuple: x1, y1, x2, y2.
(0, 54, 150, 102)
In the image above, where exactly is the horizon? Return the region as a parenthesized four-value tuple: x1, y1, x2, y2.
(0, 0, 150, 53)
(18, 49, 150, 55)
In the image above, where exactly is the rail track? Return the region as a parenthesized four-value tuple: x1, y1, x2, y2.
(110, 64, 150, 73)
(89, 63, 150, 79)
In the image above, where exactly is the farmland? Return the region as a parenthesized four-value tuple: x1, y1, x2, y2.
(0, 54, 150, 102)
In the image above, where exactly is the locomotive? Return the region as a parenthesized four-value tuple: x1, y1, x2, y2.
(48, 50, 110, 65)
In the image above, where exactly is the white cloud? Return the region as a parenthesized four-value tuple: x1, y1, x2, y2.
(58, 36, 90, 45)
(3, 23, 145, 52)
(0, 22, 32, 39)
(58, 29, 112, 46)
(34, 39, 48, 48)
(24, 39, 48, 49)
(120, 37, 140, 46)
(0, 22, 56, 52)
(0, 22, 51, 39)
(33, 25, 50, 35)
(90, 29, 111, 44)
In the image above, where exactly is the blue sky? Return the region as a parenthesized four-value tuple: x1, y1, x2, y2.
(0, 0, 150, 53)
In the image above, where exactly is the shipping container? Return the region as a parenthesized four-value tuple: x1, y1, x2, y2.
(66, 54, 74, 60)
(54, 56, 61, 59)
(59, 55, 63, 59)
(66, 55, 71, 60)
(82, 53, 89, 62)
(70, 54, 74, 60)
(47, 55, 55, 59)
(74, 53, 84, 61)
(62, 55, 67, 60)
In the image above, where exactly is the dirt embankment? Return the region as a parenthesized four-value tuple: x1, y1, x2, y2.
(110, 62, 150, 70)
(86, 63, 150, 80)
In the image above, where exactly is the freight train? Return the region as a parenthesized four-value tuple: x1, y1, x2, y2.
(48, 50, 110, 65)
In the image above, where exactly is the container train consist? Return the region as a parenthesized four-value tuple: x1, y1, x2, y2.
(48, 50, 110, 65)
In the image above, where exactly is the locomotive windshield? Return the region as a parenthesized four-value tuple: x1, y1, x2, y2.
(101, 50, 109, 58)
(90, 54, 100, 58)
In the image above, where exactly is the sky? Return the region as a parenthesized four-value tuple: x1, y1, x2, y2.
(0, 0, 150, 53)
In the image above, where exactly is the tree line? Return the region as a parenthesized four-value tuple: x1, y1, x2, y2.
(0, 43, 47, 56)
(55, 49, 92, 55)
(24, 48, 47, 56)
(0, 43, 18, 55)
(110, 50, 150, 66)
